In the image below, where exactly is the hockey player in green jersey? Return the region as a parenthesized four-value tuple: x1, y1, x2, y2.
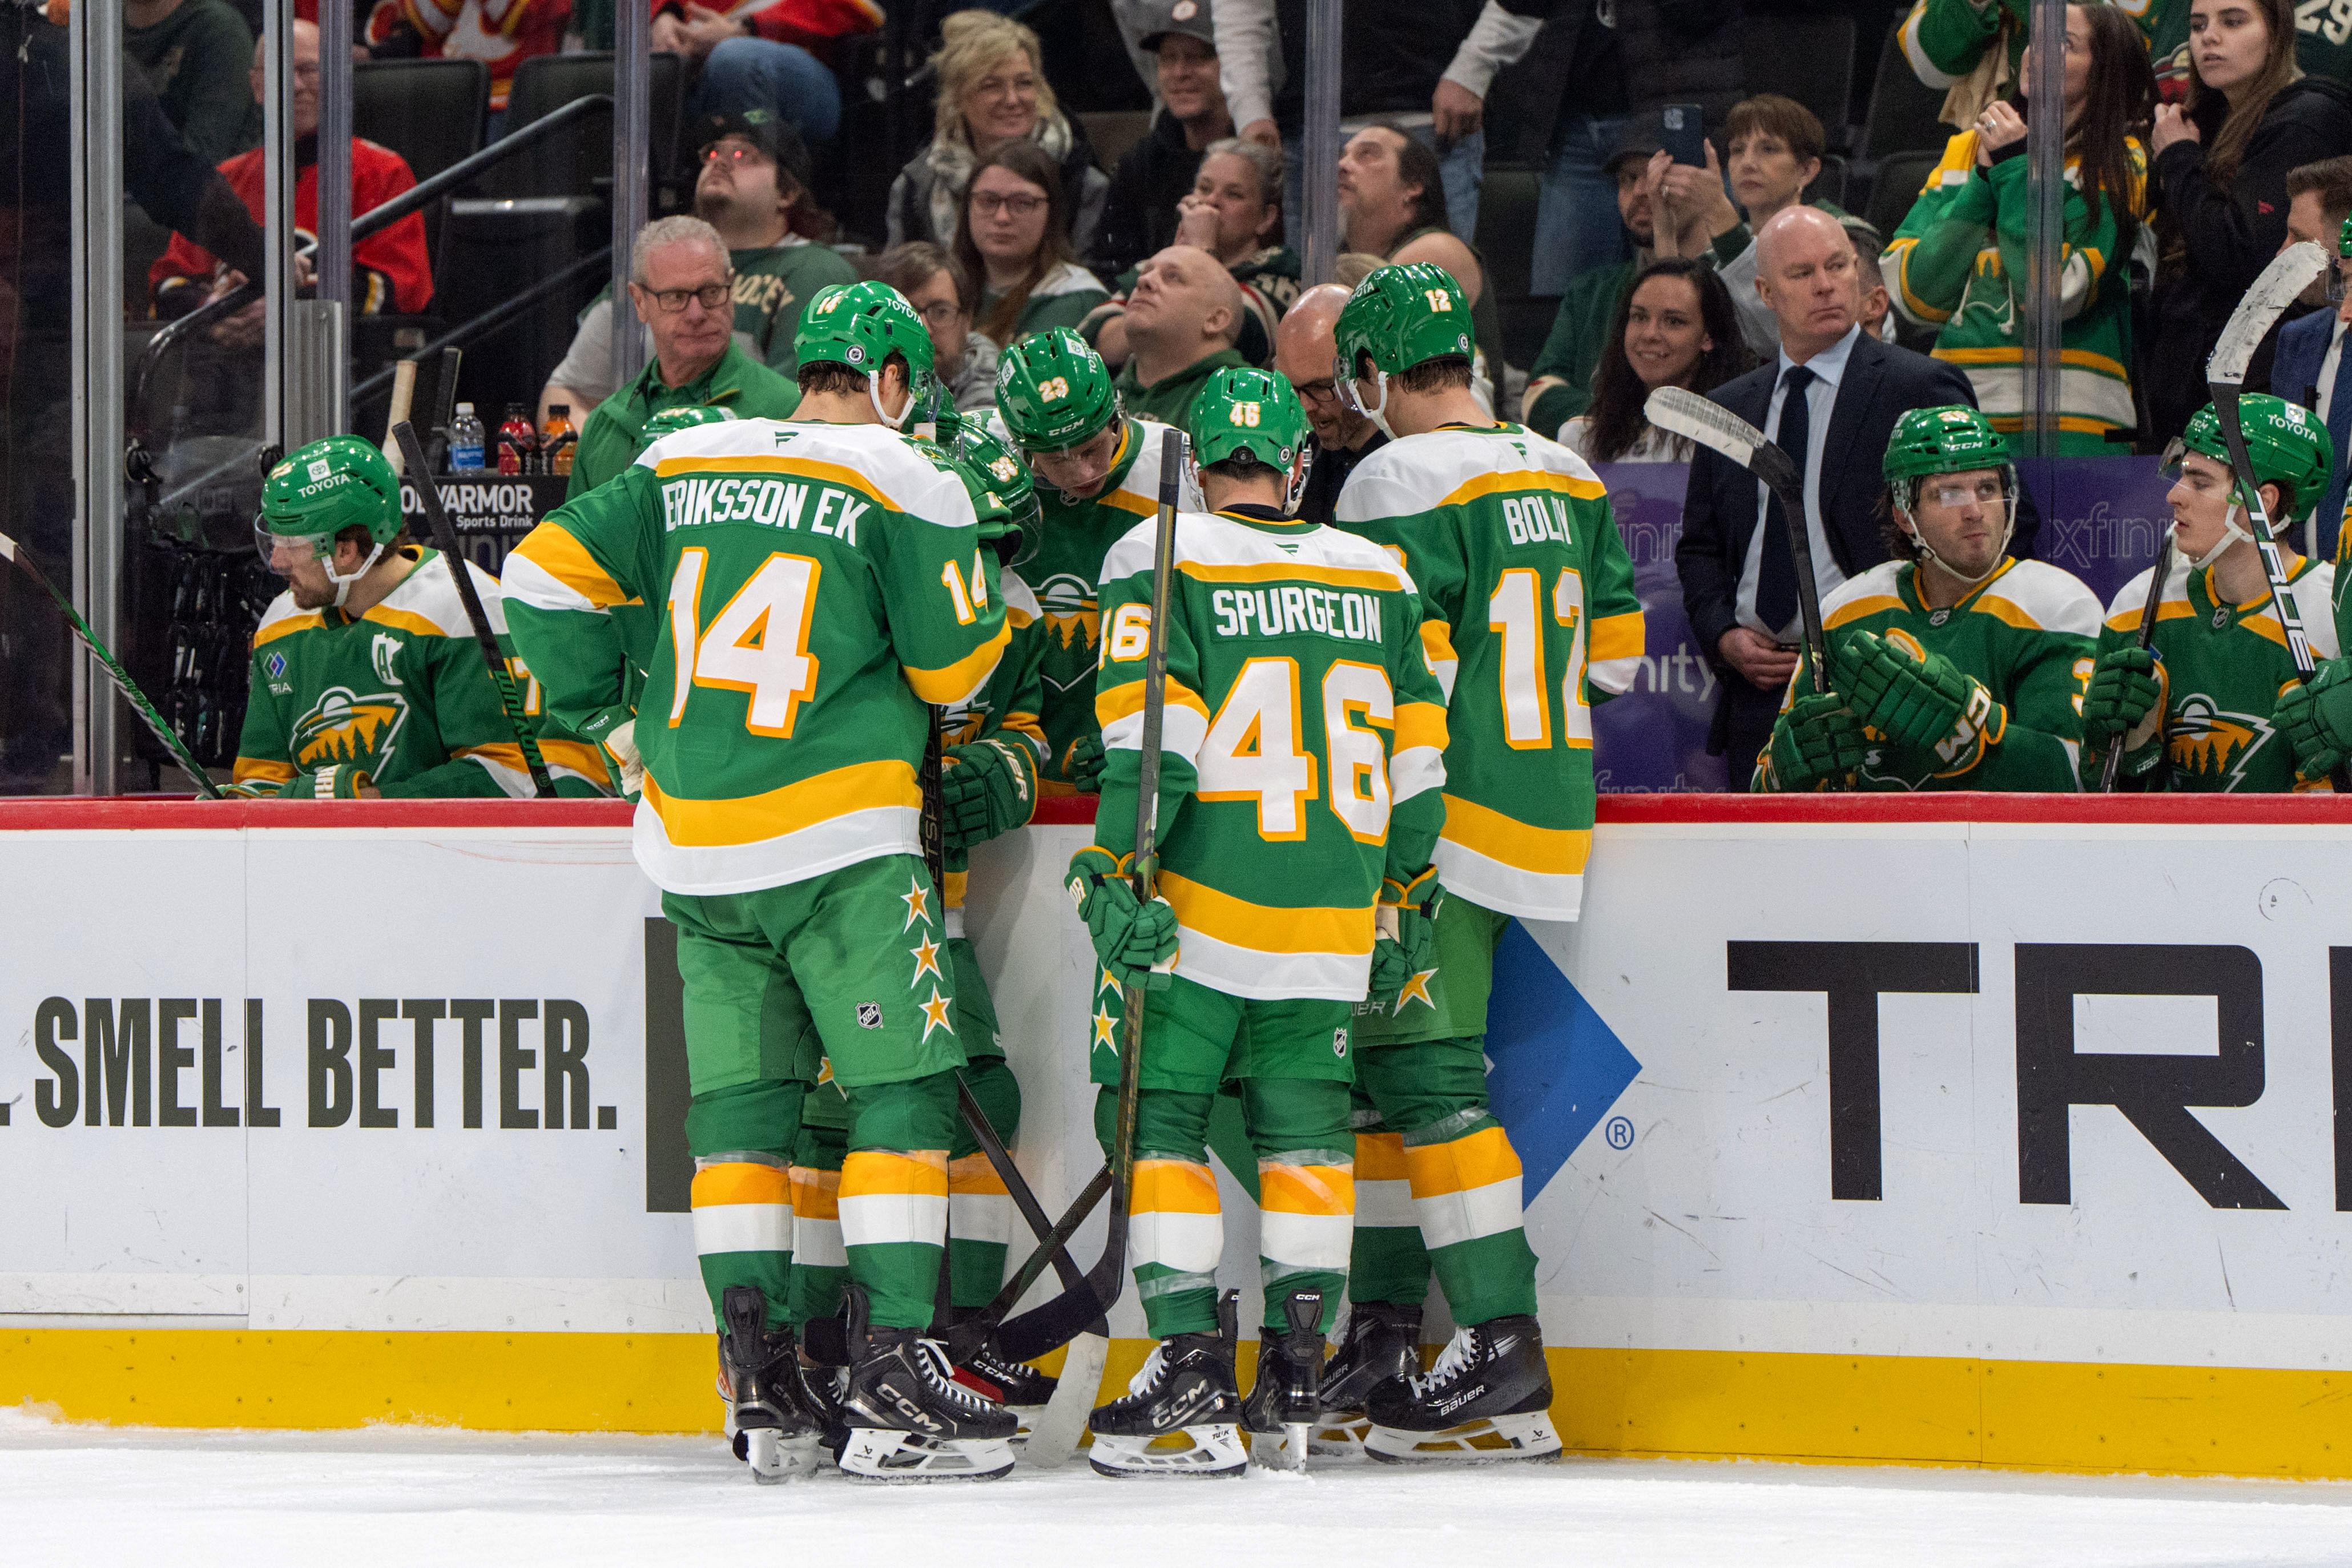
(1323, 262, 1645, 1464)
(994, 327, 1202, 794)
(230, 436, 611, 799)
(502, 280, 1023, 1483)
(2081, 395, 2341, 791)
(1069, 366, 1449, 1477)
(1757, 406, 2102, 792)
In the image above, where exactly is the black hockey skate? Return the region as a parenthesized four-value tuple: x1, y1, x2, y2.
(1364, 1314, 1561, 1464)
(836, 1287, 1018, 1481)
(948, 1333, 1059, 1440)
(1311, 1300, 1423, 1457)
(1086, 1290, 1247, 1478)
(1240, 1288, 1324, 1471)
(718, 1287, 822, 1484)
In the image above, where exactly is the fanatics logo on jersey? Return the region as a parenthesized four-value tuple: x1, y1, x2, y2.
(856, 1002, 884, 1029)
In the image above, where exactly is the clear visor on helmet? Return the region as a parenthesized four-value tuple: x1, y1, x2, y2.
(1334, 352, 1376, 418)
(254, 518, 336, 573)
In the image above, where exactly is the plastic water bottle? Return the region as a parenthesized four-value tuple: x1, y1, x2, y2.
(449, 402, 486, 472)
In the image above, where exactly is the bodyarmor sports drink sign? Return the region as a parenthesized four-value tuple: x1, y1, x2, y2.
(2, 797, 2349, 1478)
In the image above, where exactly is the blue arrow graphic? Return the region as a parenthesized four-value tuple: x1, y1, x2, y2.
(1484, 920, 1642, 1199)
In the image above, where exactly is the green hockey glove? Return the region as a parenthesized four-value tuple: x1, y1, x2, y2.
(2274, 659, 2352, 780)
(601, 718, 643, 799)
(940, 736, 1038, 852)
(1064, 730, 1106, 793)
(278, 763, 373, 799)
(1370, 868, 1445, 1005)
(1065, 845, 1178, 990)
(1763, 691, 1868, 791)
(1843, 628, 2001, 755)
(2080, 644, 2165, 780)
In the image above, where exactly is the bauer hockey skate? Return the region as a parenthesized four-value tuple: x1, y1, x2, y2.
(718, 1287, 823, 1484)
(1086, 1291, 1247, 1478)
(1364, 1314, 1561, 1463)
(1239, 1288, 1324, 1471)
(1310, 1300, 1422, 1456)
(836, 1288, 1018, 1481)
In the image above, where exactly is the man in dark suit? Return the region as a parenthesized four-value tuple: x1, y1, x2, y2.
(1677, 205, 2010, 775)
(2266, 158, 2352, 559)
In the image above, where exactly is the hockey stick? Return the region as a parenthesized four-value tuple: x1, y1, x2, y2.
(2097, 533, 2173, 793)
(990, 432, 1186, 1361)
(1646, 386, 1834, 697)
(2204, 240, 2351, 792)
(389, 420, 558, 798)
(0, 529, 221, 798)
(380, 357, 419, 475)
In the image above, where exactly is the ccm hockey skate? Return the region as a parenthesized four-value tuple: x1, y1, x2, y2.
(1239, 1288, 1324, 1470)
(1310, 1300, 1423, 1456)
(718, 1287, 823, 1484)
(948, 1325, 1059, 1441)
(1365, 1315, 1561, 1463)
(836, 1288, 1018, 1481)
(1086, 1291, 1248, 1477)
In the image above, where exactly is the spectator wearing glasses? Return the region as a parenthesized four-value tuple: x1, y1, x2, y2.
(1887, 2, 2154, 457)
(888, 10, 1111, 259)
(2146, 0, 2352, 445)
(539, 111, 853, 424)
(1274, 282, 1386, 526)
(1560, 257, 1754, 463)
(955, 141, 1110, 347)
(1093, 0, 1235, 281)
(1086, 136, 1299, 369)
(875, 241, 1000, 413)
(566, 216, 802, 498)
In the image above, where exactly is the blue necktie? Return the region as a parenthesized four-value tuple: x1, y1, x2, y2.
(1757, 364, 1815, 635)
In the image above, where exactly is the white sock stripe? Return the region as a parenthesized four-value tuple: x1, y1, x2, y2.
(1412, 1175, 1525, 1251)
(1356, 1177, 1416, 1228)
(1258, 1210, 1354, 1271)
(793, 1217, 847, 1269)
(1131, 1209, 1225, 1275)
(948, 1190, 1015, 1247)
(692, 1201, 792, 1257)
(839, 1191, 948, 1249)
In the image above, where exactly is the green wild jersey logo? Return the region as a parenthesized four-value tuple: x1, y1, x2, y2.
(291, 685, 410, 771)
(1034, 571, 1101, 686)
(2168, 694, 2276, 788)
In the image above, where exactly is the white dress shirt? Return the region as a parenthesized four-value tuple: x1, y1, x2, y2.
(1735, 324, 1858, 643)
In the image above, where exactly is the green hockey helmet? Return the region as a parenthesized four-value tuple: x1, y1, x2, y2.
(994, 327, 1122, 454)
(2339, 211, 2352, 258)
(1189, 366, 1312, 515)
(1332, 262, 1475, 427)
(256, 436, 404, 606)
(1881, 405, 2018, 588)
(640, 404, 737, 444)
(2177, 394, 2333, 525)
(936, 408, 1042, 568)
(796, 280, 936, 427)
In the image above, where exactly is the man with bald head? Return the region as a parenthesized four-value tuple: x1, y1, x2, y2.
(1676, 204, 1991, 773)
(1113, 245, 1254, 425)
(1275, 283, 1386, 526)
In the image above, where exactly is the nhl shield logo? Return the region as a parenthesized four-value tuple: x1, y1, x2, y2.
(1332, 1027, 1349, 1058)
(856, 1002, 884, 1029)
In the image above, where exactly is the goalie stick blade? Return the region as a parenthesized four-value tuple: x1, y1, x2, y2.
(1017, 1331, 1108, 1469)
(2209, 241, 2329, 386)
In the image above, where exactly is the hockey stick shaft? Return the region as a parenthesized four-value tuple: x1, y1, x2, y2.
(389, 421, 558, 798)
(945, 1077, 1106, 1364)
(2099, 536, 2172, 793)
(0, 531, 221, 797)
(381, 358, 418, 475)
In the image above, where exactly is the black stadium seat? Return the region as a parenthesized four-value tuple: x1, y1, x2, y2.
(1743, 14, 1859, 152)
(1864, 147, 1943, 245)
(481, 50, 686, 202)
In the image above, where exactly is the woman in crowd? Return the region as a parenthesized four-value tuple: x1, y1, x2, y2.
(1085, 137, 1301, 369)
(874, 241, 998, 412)
(1886, 1, 2154, 456)
(1560, 257, 1752, 463)
(887, 10, 1111, 260)
(2147, 0, 2352, 443)
(953, 142, 1110, 347)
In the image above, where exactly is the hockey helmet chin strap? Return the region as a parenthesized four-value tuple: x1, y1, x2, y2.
(2186, 493, 2260, 571)
(1336, 353, 1397, 440)
(324, 541, 386, 608)
(868, 368, 917, 430)
(1899, 479, 2015, 591)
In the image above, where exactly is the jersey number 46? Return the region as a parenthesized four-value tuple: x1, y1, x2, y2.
(1198, 656, 1396, 844)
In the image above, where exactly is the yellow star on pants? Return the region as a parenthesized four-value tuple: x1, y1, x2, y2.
(901, 875, 932, 931)
(1396, 968, 1439, 1012)
(909, 933, 944, 983)
(1097, 965, 1122, 997)
(919, 986, 956, 1042)
(1092, 1003, 1119, 1049)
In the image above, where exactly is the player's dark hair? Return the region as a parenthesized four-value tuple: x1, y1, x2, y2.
(337, 521, 413, 553)
(798, 350, 912, 398)
(1202, 450, 1272, 483)
(1874, 486, 1923, 563)
(1392, 356, 1474, 396)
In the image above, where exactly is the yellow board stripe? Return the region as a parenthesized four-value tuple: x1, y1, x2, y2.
(650, 455, 902, 515)
(1355, 1130, 1408, 1181)
(1589, 610, 1645, 664)
(643, 758, 919, 848)
(1440, 469, 1606, 508)
(1439, 793, 1592, 876)
(688, 1162, 791, 1208)
(1132, 1158, 1220, 1215)
(1156, 869, 1375, 956)
(1259, 1164, 1355, 1216)
(1174, 559, 1404, 592)
(904, 619, 1012, 705)
(841, 1148, 948, 1198)
(1403, 1124, 1523, 1198)
(512, 523, 631, 610)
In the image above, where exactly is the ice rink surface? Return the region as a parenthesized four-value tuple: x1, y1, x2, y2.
(9, 1413, 2352, 1568)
